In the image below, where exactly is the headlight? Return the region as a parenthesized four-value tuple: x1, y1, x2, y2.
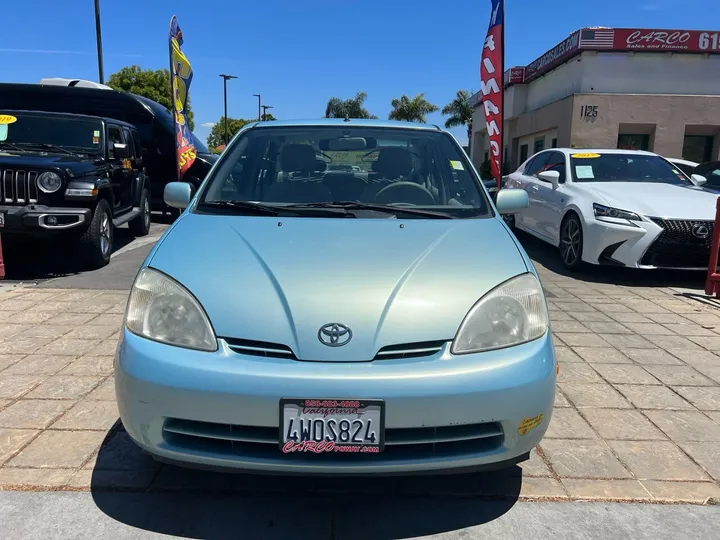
(125, 267, 217, 351)
(593, 203, 640, 221)
(452, 273, 549, 354)
(37, 172, 63, 193)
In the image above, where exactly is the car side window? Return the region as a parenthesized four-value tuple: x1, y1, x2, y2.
(107, 125, 124, 159)
(122, 128, 135, 158)
(131, 130, 143, 159)
(542, 152, 567, 184)
(525, 152, 551, 177)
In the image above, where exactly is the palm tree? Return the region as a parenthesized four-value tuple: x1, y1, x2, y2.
(442, 89, 474, 144)
(388, 93, 439, 123)
(324, 92, 377, 119)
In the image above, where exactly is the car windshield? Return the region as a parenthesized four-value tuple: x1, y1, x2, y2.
(695, 161, 720, 188)
(0, 111, 103, 154)
(199, 125, 490, 218)
(570, 153, 691, 185)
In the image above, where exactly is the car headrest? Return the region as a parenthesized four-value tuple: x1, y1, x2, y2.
(374, 147, 413, 178)
(280, 144, 317, 173)
(315, 159, 327, 172)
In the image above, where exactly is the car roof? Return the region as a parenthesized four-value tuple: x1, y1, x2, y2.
(0, 108, 135, 128)
(667, 157, 699, 166)
(250, 118, 444, 131)
(0, 83, 156, 121)
(551, 148, 659, 157)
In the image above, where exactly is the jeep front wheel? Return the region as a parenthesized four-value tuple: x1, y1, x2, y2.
(79, 199, 113, 269)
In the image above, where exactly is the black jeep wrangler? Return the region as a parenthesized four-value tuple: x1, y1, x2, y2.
(0, 110, 151, 269)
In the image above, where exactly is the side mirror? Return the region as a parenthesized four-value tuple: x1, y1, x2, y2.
(111, 142, 130, 160)
(691, 173, 708, 186)
(164, 181, 193, 209)
(496, 188, 529, 214)
(538, 170, 560, 189)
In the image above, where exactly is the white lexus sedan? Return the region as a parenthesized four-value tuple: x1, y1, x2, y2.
(504, 148, 719, 270)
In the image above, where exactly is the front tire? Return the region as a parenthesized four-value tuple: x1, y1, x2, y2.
(559, 214, 584, 270)
(79, 199, 113, 269)
(128, 188, 151, 237)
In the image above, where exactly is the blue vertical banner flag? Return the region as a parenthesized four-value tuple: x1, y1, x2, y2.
(480, 0, 504, 188)
(169, 16, 196, 180)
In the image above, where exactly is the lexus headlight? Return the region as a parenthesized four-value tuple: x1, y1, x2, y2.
(37, 172, 63, 194)
(452, 273, 549, 354)
(125, 267, 217, 351)
(593, 203, 640, 221)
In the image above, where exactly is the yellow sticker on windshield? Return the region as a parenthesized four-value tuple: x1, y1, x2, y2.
(571, 153, 600, 158)
(0, 115, 17, 125)
(518, 413, 544, 436)
(450, 160, 465, 171)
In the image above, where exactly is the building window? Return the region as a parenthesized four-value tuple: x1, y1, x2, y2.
(551, 138, 558, 148)
(617, 134, 650, 151)
(682, 135, 714, 164)
(534, 137, 545, 154)
(520, 144, 529, 163)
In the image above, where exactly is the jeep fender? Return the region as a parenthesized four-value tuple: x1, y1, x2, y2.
(132, 172, 149, 206)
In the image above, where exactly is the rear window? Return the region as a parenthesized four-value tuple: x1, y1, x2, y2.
(200, 125, 490, 218)
(569, 153, 691, 185)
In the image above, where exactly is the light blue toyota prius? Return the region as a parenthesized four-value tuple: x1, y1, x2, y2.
(116, 119, 556, 475)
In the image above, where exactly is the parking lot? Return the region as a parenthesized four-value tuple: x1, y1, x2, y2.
(1, 228, 719, 526)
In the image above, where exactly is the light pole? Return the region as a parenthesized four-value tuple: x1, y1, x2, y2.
(253, 94, 261, 121)
(219, 74, 237, 145)
(261, 104, 273, 121)
(94, 0, 104, 84)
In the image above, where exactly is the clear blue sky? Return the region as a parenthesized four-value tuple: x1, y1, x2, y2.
(1, 0, 717, 144)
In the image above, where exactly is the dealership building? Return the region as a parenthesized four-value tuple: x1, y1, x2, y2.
(470, 27, 720, 173)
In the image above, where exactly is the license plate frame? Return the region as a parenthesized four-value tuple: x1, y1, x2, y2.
(279, 398, 385, 454)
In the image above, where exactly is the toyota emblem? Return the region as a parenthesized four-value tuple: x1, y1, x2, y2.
(692, 224, 710, 239)
(318, 323, 352, 347)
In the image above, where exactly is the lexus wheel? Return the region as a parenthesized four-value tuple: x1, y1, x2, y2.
(559, 214, 583, 270)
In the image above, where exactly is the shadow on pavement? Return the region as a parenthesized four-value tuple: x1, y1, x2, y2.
(1, 213, 171, 282)
(514, 230, 709, 290)
(90, 425, 521, 539)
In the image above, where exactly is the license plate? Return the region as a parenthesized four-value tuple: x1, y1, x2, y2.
(280, 398, 384, 454)
(0, 212, 4, 227)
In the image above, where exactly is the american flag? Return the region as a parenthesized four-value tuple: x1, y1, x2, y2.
(580, 29, 615, 48)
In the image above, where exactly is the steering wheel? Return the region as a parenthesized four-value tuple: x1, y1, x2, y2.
(373, 181, 435, 206)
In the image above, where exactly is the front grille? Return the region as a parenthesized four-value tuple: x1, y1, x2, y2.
(223, 337, 297, 359)
(640, 218, 717, 268)
(222, 338, 447, 361)
(1, 169, 39, 205)
(162, 418, 505, 462)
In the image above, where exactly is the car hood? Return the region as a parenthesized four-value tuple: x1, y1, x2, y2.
(575, 182, 719, 220)
(0, 150, 102, 176)
(148, 214, 529, 362)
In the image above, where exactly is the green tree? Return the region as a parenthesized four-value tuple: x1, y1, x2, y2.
(388, 93, 439, 123)
(442, 89, 474, 144)
(206, 116, 254, 148)
(325, 92, 377, 119)
(107, 65, 195, 131)
(261, 112, 277, 121)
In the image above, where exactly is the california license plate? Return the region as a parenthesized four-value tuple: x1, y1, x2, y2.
(280, 398, 384, 454)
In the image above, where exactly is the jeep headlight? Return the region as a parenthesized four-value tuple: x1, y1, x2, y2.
(125, 267, 217, 351)
(452, 273, 549, 354)
(37, 172, 63, 193)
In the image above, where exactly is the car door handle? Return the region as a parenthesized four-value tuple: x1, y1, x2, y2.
(531, 185, 539, 191)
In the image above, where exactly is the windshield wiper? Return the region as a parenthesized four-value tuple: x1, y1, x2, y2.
(14, 142, 76, 155)
(197, 200, 283, 215)
(286, 201, 455, 219)
(197, 200, 355, 217)
(0, 141, 26, 152)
